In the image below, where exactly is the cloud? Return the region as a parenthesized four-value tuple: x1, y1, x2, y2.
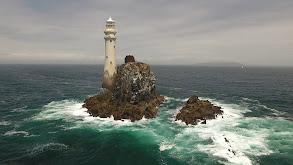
(0, 0, 292, 66)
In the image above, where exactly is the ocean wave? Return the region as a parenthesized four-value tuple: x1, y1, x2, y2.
(164, 96, 189, 103)
(3, 130, 39, 138)
(4, 130, 29, 136)
(33, 100, 153, 131)
(241, 97, 286, 117)
(168, 99, 273, 165)
(159, 141, 174, 151)
(33, 100, 87, 121)
(194, 118, 272, 165)
(242, 97, 260, 103)
(27, 143, 68, 156)
(0, 121, 11, 126)
(259, 104, 286, 116)
(11, 105, 28, 112)
(166, 106, 184, 123)
(31, 97, 291, 165)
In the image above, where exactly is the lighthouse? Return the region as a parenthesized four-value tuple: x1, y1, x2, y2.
(102, 16, 117, 91)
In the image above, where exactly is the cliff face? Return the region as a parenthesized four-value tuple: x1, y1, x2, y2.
(175, 95, 223, 125)
(113, 62, 157, 104)
(83, 62, 164, 121)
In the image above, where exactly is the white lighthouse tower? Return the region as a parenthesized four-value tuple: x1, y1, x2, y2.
(102, 16, 117, 91)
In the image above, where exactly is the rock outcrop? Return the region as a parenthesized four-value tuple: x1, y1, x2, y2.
(83, 62, 164, 122)
(113, 62, 157, 104)
(175, 95, 223, 125)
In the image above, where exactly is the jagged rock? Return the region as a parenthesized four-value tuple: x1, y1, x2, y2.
(175, 95, 223, 125)
(83, 62, 164, 122)
(113, 62, 157, 104)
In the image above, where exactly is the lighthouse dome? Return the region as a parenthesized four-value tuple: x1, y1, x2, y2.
(107, 17, 114, 22)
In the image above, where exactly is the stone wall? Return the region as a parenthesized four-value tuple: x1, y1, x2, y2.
(125, 55, 135, 63)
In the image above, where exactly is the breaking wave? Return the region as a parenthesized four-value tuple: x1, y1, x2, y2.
(27, 143, 68, 156)
(4, 130, 29, 136)
(0, 121, 11, 126)
(242, 97, 286, 117)
(29, 96, 293, 165)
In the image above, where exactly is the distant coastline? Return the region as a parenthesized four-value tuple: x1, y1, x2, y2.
(0, 63, 293, 68)
(194, 62, 243, 67)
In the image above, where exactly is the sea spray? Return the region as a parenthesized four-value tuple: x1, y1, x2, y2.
(27, 96, 292, 164)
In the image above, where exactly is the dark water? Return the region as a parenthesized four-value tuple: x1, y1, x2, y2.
(0, 65, 292, 165)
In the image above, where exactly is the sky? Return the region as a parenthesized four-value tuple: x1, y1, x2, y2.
(0, 0, 292, 66)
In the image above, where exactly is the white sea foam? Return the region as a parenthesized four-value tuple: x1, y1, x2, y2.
(27, 143, 68, 156)
(33, 100, 153, 131)
(242, 97, 285, 117)
(170, 100, 272, 165)
(259, 104, 286, 116)
(242, 97, 260, 103)
(0, 121, 11, 125)
(4, 130, 29, 136)
(173, 119, 187, 126)
(33, 97, 277, 164)
(11, 105, 27, 112)
(33, 100, 88, 121)
(164, 96, 189, 103)
(159, 141, 174, 151)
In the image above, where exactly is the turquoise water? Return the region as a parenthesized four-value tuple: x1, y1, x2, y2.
(0, 65, 292, 165)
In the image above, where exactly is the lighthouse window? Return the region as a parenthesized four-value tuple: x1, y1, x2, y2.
(106, 56, 108, 58)
(110, 40, 112, 42)
(114, 46, 115, 48)
(110, 61, 112, 64)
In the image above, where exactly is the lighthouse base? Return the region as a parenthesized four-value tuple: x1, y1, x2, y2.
(102, 76, 116, 92)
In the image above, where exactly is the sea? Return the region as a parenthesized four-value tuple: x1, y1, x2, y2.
(0, 65, 292, 165)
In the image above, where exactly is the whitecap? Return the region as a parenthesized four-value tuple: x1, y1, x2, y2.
(33, 99, 154, 131)
(173, 119, 187, 126)
(11, 105, 27, 112)
(27, 143, 68, 156)
(242, 97, 260, 103)
(159, 141, 174, 151)
(242, 97, 285, 117)
(164, 96, 189, 102)
(168, 98, 272, 165)
(4, 130, 29, 136)
(259, 104, 286, 116)
(0, 121, 11, 126)
(33, 100, 88, 121)
(31, 97, 279, 165)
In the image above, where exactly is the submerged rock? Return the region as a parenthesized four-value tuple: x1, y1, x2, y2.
(175, 95, 223, 125)
(83, 62, 164, 122)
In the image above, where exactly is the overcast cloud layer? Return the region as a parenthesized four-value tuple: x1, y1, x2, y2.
(0, 0, 292, 66)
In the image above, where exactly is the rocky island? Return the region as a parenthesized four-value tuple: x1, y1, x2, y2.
(176, 95, 223, 125)
(83, 61, 164, 122)
(83, 18, 164, 122)
(83, 17, 221, 124)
